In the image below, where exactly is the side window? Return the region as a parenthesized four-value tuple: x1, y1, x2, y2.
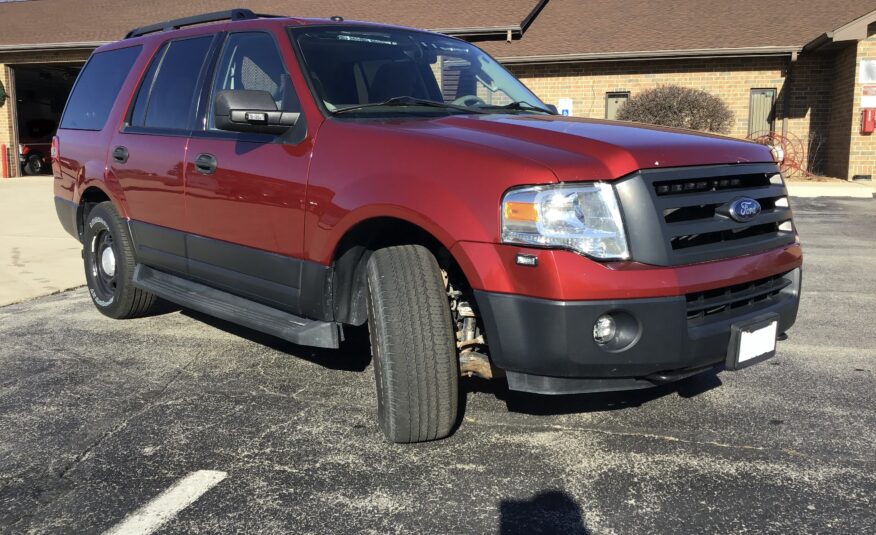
(209, 32, 299, 129)
(60, 46, 141, 131)
(129, 35, 214, 131)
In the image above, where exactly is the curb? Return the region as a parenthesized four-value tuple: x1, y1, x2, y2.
(786, 181, 873, 199)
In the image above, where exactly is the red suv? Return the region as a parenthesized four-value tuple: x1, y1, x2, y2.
(53, 10, 802, 443)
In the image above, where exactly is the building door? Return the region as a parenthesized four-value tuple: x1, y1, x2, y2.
(605, 91, 629, 120)
(748, 89, 776, 136)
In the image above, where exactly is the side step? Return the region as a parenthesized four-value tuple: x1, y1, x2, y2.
(133, 265, 340, 348)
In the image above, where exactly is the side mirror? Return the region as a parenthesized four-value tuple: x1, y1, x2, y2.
(214, 89, 299, 135)
(545, 104, 559, 115)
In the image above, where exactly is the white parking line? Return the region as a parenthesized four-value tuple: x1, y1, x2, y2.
(102, 470, 227, 535)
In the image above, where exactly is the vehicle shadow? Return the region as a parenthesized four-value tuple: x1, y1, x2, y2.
(499, 490, 589, 534)
(180, 309, 373, 372)
(462, 367, 723, 416)
(181, 307, 720, 420)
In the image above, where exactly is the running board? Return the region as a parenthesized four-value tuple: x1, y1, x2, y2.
(132, 265, 340, 348)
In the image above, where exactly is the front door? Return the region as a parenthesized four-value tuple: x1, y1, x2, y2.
(748, 88, 776, 137)
(183, 31, 313, 313)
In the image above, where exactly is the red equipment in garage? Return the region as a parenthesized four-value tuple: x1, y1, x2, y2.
(1, 144, 8, 179)
(862, 108, 876, 134)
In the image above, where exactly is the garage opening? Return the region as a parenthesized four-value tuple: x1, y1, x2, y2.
(11, 63, 81, 176)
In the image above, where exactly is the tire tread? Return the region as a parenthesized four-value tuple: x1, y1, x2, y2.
(367, 245, 458, 443)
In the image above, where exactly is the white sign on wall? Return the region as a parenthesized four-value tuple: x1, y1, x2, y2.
(557, 98, 573, 116)
(860, 59, 876, 84)
(862, 86, 876, 108)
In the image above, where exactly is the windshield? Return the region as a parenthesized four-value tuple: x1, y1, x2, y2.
(291, 26, 548, 117)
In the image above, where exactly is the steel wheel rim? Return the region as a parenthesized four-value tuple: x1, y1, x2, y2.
(90, 230, 117, 299)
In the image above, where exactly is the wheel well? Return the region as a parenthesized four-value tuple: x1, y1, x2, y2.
(331, 217, 468, 325)
(77, 187, 111, 240)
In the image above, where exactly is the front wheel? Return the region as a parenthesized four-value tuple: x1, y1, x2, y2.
(83, 202, 158, 319)
(366, 245, 459, 443)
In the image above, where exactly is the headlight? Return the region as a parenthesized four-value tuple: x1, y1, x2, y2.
(501, 183, 629, 260)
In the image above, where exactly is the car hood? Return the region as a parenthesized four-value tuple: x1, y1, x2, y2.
(368, 114, 775, 182)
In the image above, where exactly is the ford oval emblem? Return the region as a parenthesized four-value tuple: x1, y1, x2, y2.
(728, 197, 761, 222)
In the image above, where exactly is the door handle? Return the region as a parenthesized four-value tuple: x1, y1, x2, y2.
(194, 153, 217, 175)
(112, 146, 129, 164)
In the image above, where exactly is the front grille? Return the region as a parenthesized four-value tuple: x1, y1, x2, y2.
(654, 172, 771, 196)
(614, 164, 797, 266)
(686, 271, 792, 322)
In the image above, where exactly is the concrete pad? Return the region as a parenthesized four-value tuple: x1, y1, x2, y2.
(786, 180, 873, 198)
(0, 176, 84, 306)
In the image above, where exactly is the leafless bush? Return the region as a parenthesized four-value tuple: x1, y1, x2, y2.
(616, 85, 735, 134)
(806, 132, 826, 175)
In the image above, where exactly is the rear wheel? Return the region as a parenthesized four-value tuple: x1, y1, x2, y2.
(83, 202, 157, 318)
(366, 245, 459, 443)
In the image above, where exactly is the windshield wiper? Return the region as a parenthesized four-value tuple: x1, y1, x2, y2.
(479, 100, 555, 115)
(332, 96, 486, 115)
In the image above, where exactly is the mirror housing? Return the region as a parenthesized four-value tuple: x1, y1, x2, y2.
(214, 89, 299, 135)
(545, 104, 559, 115)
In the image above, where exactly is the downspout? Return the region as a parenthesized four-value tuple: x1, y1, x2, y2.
(782, 51, 798, 138)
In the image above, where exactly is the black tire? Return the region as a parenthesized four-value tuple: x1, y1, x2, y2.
(366, 245, 459, 443)
(23, 154, 43, 176)
(83, 202, 157, 319)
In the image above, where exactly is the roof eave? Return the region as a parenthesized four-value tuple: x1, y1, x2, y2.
(429, 25, 521, 39)
(0, 41, 108, 53)
(803, 8, 876, 51)
(496, 46, 804, 65)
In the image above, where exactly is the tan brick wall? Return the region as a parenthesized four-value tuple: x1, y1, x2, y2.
(510, 54, 835, 175)
(0, 49, 90, 176)
(846, 29, 876, 180)
(825, 45, 857, 179)
(0, 64, 15, 169)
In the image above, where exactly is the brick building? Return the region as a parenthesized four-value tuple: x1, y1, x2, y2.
(1, 0, 874, 179)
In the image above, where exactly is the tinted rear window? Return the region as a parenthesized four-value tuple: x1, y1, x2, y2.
(60, 46, 141, 131)
(129, 36, 213, 130)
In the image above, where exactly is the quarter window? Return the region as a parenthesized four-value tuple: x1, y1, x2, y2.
(129, 35, 214, 130)
(60, 46, 141, 131)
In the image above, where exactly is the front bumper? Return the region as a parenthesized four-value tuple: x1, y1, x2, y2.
(474, 267, 801, 394)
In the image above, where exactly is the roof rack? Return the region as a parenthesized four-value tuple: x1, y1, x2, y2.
(124, 9, 280, 39)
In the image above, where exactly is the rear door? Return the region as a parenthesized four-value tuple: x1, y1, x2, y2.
(183, 30, 312, 313)
(108, 34, 218, 275)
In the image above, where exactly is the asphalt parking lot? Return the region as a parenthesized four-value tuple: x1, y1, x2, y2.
(1, 196, 874, 534)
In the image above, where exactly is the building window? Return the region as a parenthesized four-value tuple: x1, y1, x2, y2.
(605, 91, 630, 120)
(748, 88, 776, 136)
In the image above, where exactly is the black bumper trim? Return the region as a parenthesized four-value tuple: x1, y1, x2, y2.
(506, 364, 717, 395)
(54, 196, 79, 240)
(474, 270, 800, 394)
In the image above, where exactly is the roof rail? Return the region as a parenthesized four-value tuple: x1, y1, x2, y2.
(124, 9, 278, 39)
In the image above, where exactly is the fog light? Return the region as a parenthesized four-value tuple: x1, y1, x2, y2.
(593, 314, 617, 345)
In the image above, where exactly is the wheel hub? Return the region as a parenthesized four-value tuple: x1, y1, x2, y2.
(100, 246, 116, 277)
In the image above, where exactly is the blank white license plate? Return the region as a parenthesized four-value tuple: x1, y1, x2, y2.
(738, 321, 778, 363)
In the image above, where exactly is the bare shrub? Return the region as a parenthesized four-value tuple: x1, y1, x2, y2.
(616, 85, 735, 134)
